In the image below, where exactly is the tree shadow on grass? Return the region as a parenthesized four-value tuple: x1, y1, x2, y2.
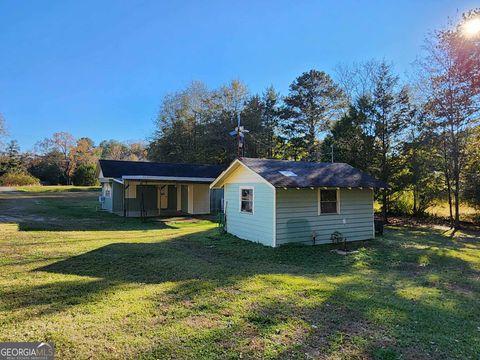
(0, 278, 116, 324)
(35, 231, 347, 284)
(17, 216, 176, 232)
(386, 226, 480, 251)
(17, 227, 480, 359)
(0, 191, 178, 232)
(267, 279, 479, 359)
(139, 268, 479, 359)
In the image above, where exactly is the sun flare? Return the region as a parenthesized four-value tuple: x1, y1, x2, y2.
(462, 17, 480, 37)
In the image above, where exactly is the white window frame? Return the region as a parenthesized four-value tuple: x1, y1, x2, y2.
(239, 186, 254, 214)
(317, 188, 340, 215)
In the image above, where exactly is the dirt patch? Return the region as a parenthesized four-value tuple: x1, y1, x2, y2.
(443, 283, 476, 297)
(181, 315, 220, 329)
(304, 306, 388, 358)
(0, 187, 16, 192)
(0, 191, 94, 224)
(0, 215, 52, 223)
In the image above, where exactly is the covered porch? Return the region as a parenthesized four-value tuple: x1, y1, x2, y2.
(97, 159, 225, 217)
(112, 178, 212, 217)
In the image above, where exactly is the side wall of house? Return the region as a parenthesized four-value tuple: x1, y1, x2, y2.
(101, 181, 113, 211)
(192, 184, 211, 214)
(112, 182, 124, 213)
(223, 166, 275, 247)
(276, 188, 374, 245)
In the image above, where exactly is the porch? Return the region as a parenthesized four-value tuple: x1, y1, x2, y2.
(111, 179, 220, 218)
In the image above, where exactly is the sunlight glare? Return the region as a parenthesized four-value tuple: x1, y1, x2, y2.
(462, 17, 480, 37)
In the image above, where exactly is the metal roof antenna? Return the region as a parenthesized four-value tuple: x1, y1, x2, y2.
(229, 111, 249, 159)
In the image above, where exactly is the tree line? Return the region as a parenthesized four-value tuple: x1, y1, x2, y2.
(0, 128, 147, 186)
(0, 10, 478, 228)
(148, 10, 480, 228)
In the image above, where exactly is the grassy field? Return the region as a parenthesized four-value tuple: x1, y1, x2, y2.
(374, 197, 479, 224)
(426, 202, 479, 223)
(15, 185, 101, 192)
(0, 190, 479, 359)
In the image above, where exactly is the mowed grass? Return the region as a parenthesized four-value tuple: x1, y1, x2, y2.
(15, 185, 101, 193)
(0, 191, 479, 359)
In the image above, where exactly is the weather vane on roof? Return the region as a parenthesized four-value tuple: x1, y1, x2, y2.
(229, 112, 249, 158)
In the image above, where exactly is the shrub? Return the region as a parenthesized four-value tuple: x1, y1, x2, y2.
(388, 191, 414, 215)
(330, 231, 347, 251)
(0, 171, 40, 186)
(72, 164, 98, 186)
(330, 231, 344, 244)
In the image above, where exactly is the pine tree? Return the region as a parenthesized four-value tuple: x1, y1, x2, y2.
(1, 140, 22, 174)
(370, 63, 411, 222)
(320, 98, 375, 171)
(261, 86, 281, 158)
(283, 70, 345, 161)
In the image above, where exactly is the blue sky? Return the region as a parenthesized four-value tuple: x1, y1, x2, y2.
(0, 0, 477, 150)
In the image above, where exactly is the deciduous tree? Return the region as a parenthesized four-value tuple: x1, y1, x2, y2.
(418, 10, 480, 228)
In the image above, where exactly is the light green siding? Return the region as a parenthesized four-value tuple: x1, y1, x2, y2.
(103, 196, 112, 211)
(276, 188, 374, 245)
(224, 183, 274, 247)
(112, 182, 124, 213)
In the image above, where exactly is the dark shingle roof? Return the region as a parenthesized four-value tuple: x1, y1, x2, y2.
(240, 158, 386, 188)
(98, 160, 225, 181)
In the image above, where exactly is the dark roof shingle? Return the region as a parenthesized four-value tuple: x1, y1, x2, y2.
(98, 160, 225, 181)
(240, 158, 386, 188)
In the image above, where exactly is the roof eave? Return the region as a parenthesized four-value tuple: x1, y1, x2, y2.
(209, 159, 244, 189)
(121, 175, 215, 183)
(275, 185, 385, 189)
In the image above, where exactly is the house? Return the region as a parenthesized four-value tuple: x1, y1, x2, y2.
(210, 157, 386, 247)
(96, 160, 225, 217)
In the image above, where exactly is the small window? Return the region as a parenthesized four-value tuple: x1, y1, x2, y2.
(240, 187, 253, 213)
(319, 189, 338, 214)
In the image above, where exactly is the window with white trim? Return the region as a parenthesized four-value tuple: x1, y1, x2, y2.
(240, 187, 254, 213)
(318, 189, 339, 214)
(103, 183, 111, 198)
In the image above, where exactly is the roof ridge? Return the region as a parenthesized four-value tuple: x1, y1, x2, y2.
(241, 157, 348, 166)
(99, 159, 224, 167)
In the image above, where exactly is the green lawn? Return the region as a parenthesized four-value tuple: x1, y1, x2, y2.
(0, 190, 479, 359)
(15, 185, 101, 192)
